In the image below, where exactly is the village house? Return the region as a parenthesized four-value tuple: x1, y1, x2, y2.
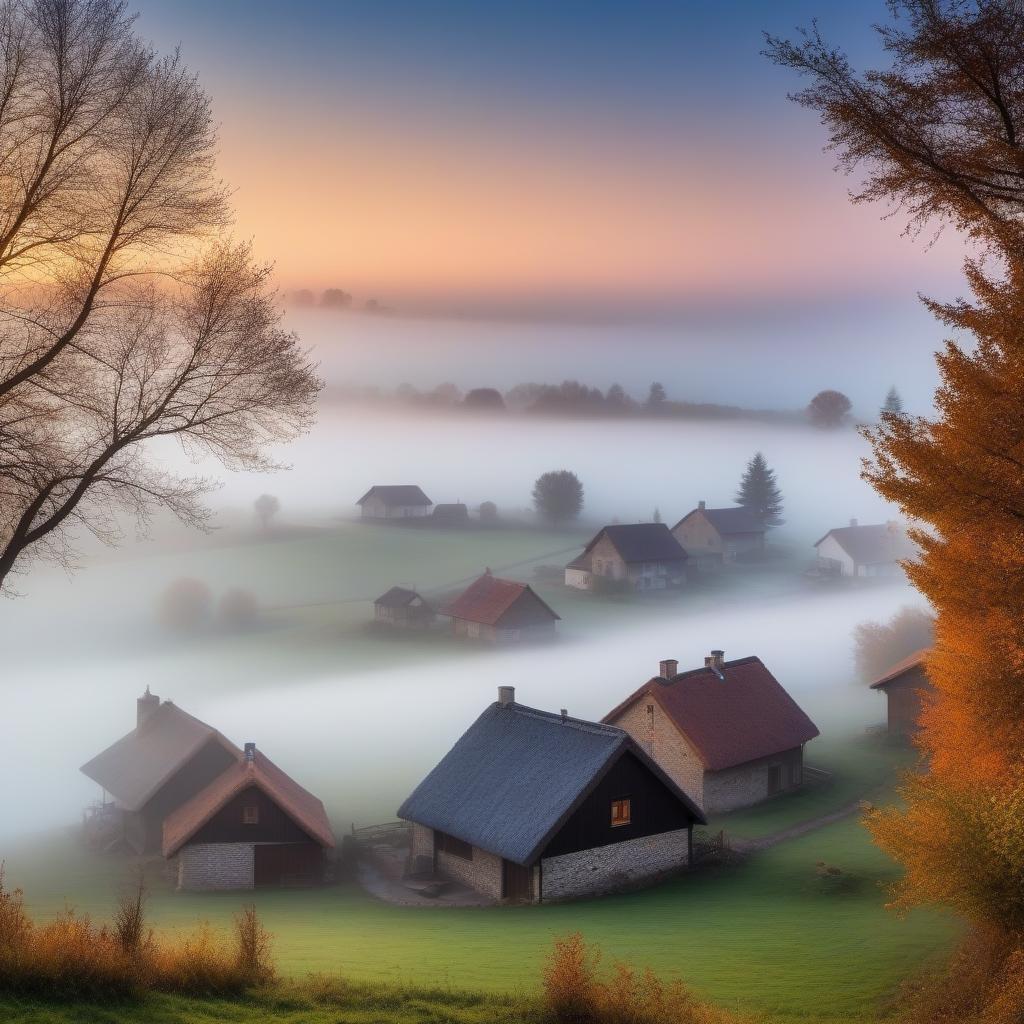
(813, 519, 917, 577)
(398, 687, 705, 902)
(671, 502, 765, 565)
(564, 523, 687, 591)
(431, 502, 470, 526)
(163, 743, 335, 891)
(870, 648, 933, 739)
(80, 690, 241, 854)
(373, 586, 435, 628)
(603, 652, 820, 814)
(445, 570, 560, 642)
(356, 485, 433, 520)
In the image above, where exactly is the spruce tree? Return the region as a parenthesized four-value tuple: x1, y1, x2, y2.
(882, 386, 904, 416)
(735, 452, 784, 528)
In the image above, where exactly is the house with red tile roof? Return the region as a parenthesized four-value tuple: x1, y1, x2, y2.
(163, 743, 335, 891)
(444, 570, 560, 642)
(869, 648, 933, 739)
(603, 651, 819, 813)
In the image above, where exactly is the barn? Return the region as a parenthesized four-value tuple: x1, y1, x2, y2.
(163, 743, 335, 890)
(398, 687, 705, 902)
(80, 690, 241, 854)
(604, 652, 819, 814)
(444, 570, 560, 642)
(869, 648, 933, 739)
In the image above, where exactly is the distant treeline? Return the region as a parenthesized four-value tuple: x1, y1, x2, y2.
(328, 379, 807, 424)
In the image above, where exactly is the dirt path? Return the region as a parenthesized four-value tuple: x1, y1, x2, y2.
(729, 800, 864, 853)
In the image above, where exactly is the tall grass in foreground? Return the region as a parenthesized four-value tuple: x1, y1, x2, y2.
(0, 868, 274, 999)
(542, 932, 739, 1024)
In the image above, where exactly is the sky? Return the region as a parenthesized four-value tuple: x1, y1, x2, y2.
(133, 0, 966, 319)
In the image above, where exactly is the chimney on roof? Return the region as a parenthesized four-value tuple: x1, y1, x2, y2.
(137, 687, 159, 727)
(498, 686, 515, 707)
(244, 742, 256, 762)
(850, 517, 859, 528)
(704, 650, 726, 677)
(659, 658, 678, 679)
(484, 566, 493, 576)
(698, 500, 706, 511)
(560, 708, 568, 721)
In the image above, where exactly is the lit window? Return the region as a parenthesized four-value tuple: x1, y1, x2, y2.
(610, 798, 631, 827)
(243, 804, 259, 825)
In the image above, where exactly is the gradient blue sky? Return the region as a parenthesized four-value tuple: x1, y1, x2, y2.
(133, 1, 965, 317)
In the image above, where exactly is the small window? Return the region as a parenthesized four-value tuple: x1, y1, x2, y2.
(610, 798, 631, 828)
(243, 804, 259, 825)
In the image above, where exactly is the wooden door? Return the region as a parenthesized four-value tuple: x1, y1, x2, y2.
(502, 859, 533, 902)
(767, 765, 782, 796)
(254, 843, 322, 886)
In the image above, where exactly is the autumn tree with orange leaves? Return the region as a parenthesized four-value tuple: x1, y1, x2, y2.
(768, 0, 1024, 1011)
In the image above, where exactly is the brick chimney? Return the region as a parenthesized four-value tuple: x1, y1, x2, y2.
(659, 658, 678, 679)
(704, 650, 726, 675)
(498, 686, 515, 706)
(698, 500, 706, 511)
(137, 687, 159, 727)
(244, 742, 256, 763)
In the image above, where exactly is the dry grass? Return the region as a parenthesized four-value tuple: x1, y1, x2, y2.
(0, 869, 274, 1000)
(542, 933, 740, 1024)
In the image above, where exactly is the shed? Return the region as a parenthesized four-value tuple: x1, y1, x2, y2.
(398, 687, 705, 902)
(373, 586, 435, 628)
(870, 648, 933, 738)
(163, 743, 335, 890)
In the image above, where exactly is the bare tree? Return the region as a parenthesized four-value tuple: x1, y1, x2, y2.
(0, 0, 321, 594)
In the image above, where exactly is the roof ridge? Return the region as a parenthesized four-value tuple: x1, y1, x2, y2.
(504, 702, 625, 738)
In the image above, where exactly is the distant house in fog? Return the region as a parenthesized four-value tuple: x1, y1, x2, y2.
(565, 523, 687, 591)
(431, 502, 470, 526)
(870, 648, 933, 739)
(357, 485, 433, 520)
(163, 742, 334, 891)
(445, 569, 560, 642)
(373, 586, 435, 629)
(671, 502, 765, 565)
(603, 651, 819, 814)
(814, 520, 917, 577)
(81, 690, 240, 854)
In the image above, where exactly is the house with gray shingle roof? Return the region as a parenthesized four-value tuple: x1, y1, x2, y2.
(373, 586, 435, 628)
(565, 523, 688, 592)
(814, 519, 917, 578)
(356, 485, 432, 520)
(398, 687, 705, 903)
(672, 502, 765, 565)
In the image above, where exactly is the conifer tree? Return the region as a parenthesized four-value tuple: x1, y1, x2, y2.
(882, 386, 904, 417)
(735, 452, 784, 528)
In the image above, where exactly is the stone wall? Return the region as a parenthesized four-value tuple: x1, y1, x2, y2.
(541, 828, 690, 901)
(702, 747, 803, 813)
(177, 842, 254, 891)
(436, 844, 504, 900)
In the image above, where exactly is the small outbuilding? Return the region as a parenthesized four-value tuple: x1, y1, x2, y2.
(398, 687, 705, 902)
(565, 523, 687, 591)
(80, 691, 241, 854)
(870, 648, 933, 739)
(163, 743, 335, 891)
(373, 586, 435, 628)
(357, 485, 433, 520)
(445, 570, 560, 642)
(604, 652, 819, 814)
(431, 502, 470, 526)
(813, 520, 917, 577)
(671, 502, 765, 565)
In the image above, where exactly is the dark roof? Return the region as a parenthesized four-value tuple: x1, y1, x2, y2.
(576, 523, 688, 566)
(814, 523, 918, 566)
(163, 749, 335, 857)
(870, 648, 931, 690)
(673, 506, 765, 536)
(356, 485, 432, 506)
(397, 701, 704, 865)
(374, 586, 427, 608)
(432, 503, 469, 519)
(605, 657, 819, 771)
(444, 572, 560, 625)
(81, 702, 240, 812)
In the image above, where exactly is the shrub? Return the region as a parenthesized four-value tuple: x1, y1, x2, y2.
(543, 932, 599, 1023)
(235, 905, 275, 987)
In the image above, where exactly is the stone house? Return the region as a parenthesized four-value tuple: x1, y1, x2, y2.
(445, 570, 560, 642)
(398, 687, 705, 903)
(671, 502, 765, 565)
(603, 652, 820, 814)
(813, 519, 918, 577)
(163, 743, 335, 891)
(870, 648, 933, 739)
(80, 690, 241, 854)
(357, 485, 433, 520)
(373, 586, 435, 628)
(564, 523, 688, 591)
